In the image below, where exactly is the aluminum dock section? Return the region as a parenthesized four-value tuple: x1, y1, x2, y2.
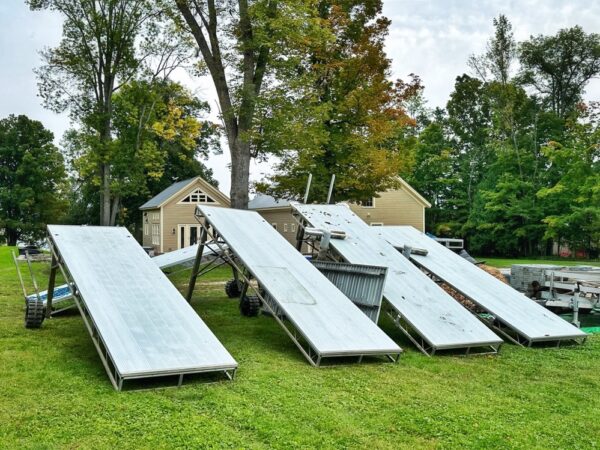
(377, 226, 587, 346)
(194, 205, 402, 366)
(291, 203, 503, 356)
(47, 225, 237, 390)
(152, 242, 223, 269)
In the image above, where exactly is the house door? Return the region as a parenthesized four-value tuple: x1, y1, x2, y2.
(177, 224, 202, 249)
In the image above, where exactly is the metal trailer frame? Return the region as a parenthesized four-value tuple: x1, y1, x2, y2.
(12, 250, 75, 316)
(377, 227, 588, 348)
(186, 206, 402, 367)
(45, 227, 237, 391)
(291, 203, 504, 357)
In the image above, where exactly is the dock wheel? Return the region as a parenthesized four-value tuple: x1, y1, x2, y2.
(225, 279, 242, 298)
(24, 296, 45, 329)
(240, 295, 261, 317)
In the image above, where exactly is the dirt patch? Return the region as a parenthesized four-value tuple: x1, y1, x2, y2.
(441, 264, 507, 312)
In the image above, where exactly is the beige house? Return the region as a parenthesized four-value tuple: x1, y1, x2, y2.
(249, 178, 431, 247)
(140, 176, 230, 254)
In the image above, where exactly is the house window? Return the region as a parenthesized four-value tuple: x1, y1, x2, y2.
(359, 198, 374, 207)
(271, 223, 278, 230)
(151, 212, 159, 221)
(143, 224, 149, 236)
(152, 224, 160, 245)
(179, 188, 216, 204)
(283, 223, 288, 232)
(370, 222, 384, 226)
(291, 223, 296, 233)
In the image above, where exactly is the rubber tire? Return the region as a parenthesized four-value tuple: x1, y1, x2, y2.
(240, 295, 261, 317)
(225, 279, 242, 298)
(25, 296, 45, 329)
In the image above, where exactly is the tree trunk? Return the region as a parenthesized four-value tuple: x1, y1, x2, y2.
(109, 195, 119, 226)
(101, 162, 111, 225)
(229, 139, 251, 209)
(7, 228, 18, 246)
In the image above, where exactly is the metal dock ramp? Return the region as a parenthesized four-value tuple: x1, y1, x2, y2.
(190, 205, 402, 366)
(376, 226, 587, 346)
(291, 203, 503, 356)
(47, 225, 237, 390)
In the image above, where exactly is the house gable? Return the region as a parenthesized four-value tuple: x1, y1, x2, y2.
(163, 177, 230, 209)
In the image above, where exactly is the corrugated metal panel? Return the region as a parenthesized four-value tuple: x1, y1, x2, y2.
(311, 261, 387, 323)
(47, 225, 237, 379)
(291, 203, 503, 352)
(196, 205, 401, 357)
(378, 226, 586, 343)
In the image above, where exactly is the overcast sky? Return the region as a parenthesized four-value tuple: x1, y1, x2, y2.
(1, 0, 599, 194)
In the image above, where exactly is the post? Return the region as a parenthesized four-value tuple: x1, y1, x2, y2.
(46, 254, 58, 318)
(317, 231, 331, 260)
(24, 250, 41, 301)
(326, 174, 336, 204)
(185, 227, 207, 302)
(303, 173, 312, 204)
(12, 252, 28, 299)
(295, 221, 305, 252)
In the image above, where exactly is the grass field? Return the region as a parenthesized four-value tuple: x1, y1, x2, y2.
(476, 256, 599, 268)
(1, 246, 599, 449)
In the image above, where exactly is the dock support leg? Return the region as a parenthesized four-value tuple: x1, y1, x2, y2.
(186, 228, 207, 302)
(46, 254, 58, 318)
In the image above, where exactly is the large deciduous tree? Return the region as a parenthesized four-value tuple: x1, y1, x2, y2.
(468, 14, 516, 85)
(518, 26, 600, 119)
(0, 115, 67, 245)
(173, 0, 327, 208)
(538, 103, 600, 256)
(28, 0, 157, 225)
(64, 79, 219, 228)
(256, 1, 419, 202)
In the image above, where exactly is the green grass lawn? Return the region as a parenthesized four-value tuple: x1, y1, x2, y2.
(478, 256, 599, 269)
(1, 245, 599, 449)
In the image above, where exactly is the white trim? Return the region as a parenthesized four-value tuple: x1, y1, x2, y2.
(159, 177, 230, 209)
(159, 208, 164, 253)
(370, 222, 384, 226)
(176, 224, 203, 249)
(176, 187, 218, 205)
(152, 223, 161, 246)
(358, 197, 375, 208)
(397, 177, 431, 208)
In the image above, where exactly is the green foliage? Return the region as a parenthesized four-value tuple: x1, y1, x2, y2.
(64, 79, 220, 228)
(174, 0, 334, 208)
(29, 0, 162, 224)
(1, 248, 600, 448)
(258, 1, 419, 202)
(0, 115, 67, 245)
(412, 16, 599, 257)
(406, 120, 458, 234)
(468, 14, 516, 84)
(538, 104, 600, 252)
(518, 26, 600, 118)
